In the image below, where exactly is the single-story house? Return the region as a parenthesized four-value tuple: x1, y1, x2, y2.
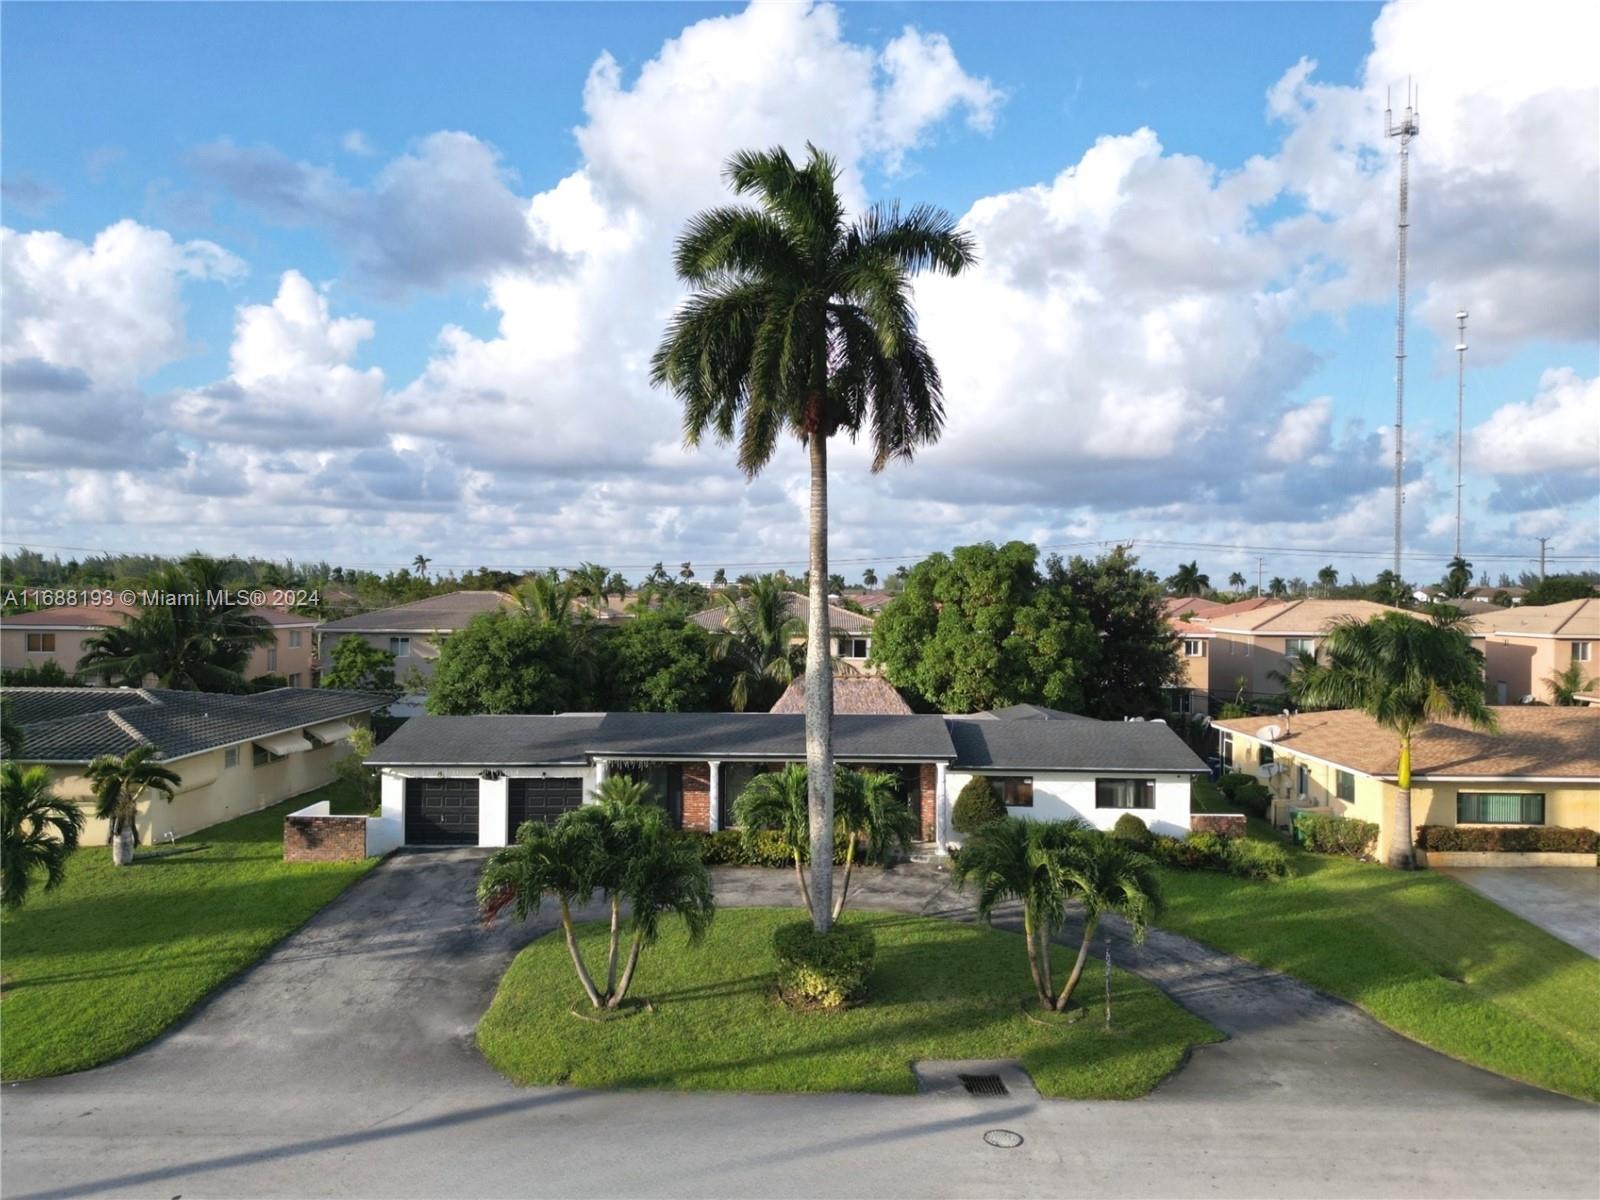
(1214, 707, 1600, 863)
(5, 685, 388, 844)
(366, 708, 1206, 850)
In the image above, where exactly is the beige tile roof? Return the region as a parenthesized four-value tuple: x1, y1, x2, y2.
(1206, 598, 1416, 635)
(1162, 595, 1224, 617)
(769, 676, 911, 715)
(1215, 706, 1600, 779)
(691, 592, 873, 635)
(1475, 598, 1599, 639)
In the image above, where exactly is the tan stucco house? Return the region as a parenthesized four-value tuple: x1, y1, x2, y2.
(5, 685, 387, 845)
(1476, 598, 1599, 705)
(691, 592, 878, 675)
(1215, 707, 1599, 864)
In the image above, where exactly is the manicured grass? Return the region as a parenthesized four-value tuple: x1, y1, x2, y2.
(0, 779, 378, 1080)
(1156, 822, 1600, 1101)
(478, 907, 1221, 1097)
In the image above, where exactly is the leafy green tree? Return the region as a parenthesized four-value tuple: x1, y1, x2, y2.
(2, 760, 86, 908)
(332, 726, 381, 813)
(84, 746, 182, 866)
(1521, 575, 1598, 607)
(320, 636, 400, 696)
(599, 611, 715, 712)
(78, 555, 273, 691)
(711, 574, 803, 711)
(1441, 556, 1473, 599)
(1051, 546, 1182, 719)
(1371, 569, 1410, 607)
(874, 542, 1096, 714)
(1, 698, 21, 758)
(1545, 660, 1599, 706)
(1165, 562, 1209, 595)
(831, 768, 916, 918)
(1297, 612, 1495, 868)
(652, 144, 974, 932)
(427, 613, 581, 715)
(733, 764, 815, 914)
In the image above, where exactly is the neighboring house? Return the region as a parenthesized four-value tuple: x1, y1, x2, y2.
(366, 706, 1205, 850)
(769, 675, 912, 715)
(1215, 707, 1600, 864)
(0, 603, 318, 686)
(690, 592, 878, 674)
(1161, 595, 1225, 619)
(854, 591, 893, 612)
(5, 685, 386, 845)
(1475, 599, 1600, 705)
(316, 591, 515, 714)
(1167, 618, 1214, 716)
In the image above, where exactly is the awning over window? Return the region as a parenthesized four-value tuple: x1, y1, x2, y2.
(308, 719, 355, 744)
(257, 731, 313, 756)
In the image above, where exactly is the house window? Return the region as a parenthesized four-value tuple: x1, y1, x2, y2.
(1336, 770, 1355, 802)
(1169, 690, 1192, 715)
(1284, 637, 1316, 657)
(837, 636, 870, 659)
(1096, 778, 1155, 809)
(1574, 642, 1593, 663)
(993, 777, 1034, 807)
(1296, 764, 1309, 798)
(224, 747, 239, 769)
(1258, 745, 1275, 766)
(25, 633, 56, 653)
(289, 630, 303, 648)
(266, 648, 278, 672)
(1457, 792, 1544, 825)
(389, 636, 411, 658)
(252, 743, 279, 767)
(1182, 639, 1207, 658)
(288, 673, 302, 687)
(1220, 733, 1233, 768)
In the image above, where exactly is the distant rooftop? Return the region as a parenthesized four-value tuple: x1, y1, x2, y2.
(769, 676, 911, 715)
(689, 592, 873, 635)
(317, 591, 514, 634)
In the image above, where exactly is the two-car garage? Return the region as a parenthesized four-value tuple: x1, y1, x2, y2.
(402, 777, 583, 846)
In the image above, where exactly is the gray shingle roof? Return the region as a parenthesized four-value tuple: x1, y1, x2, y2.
(945, 717, 1207, 774)
(367, 715, 604, 766)
(317, 591, 512, 634)
(981, 703, 1099, 723)
(6, 686, 387, 763)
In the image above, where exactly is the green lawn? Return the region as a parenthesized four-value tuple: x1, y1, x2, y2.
(478, 907, 1221, 1098)
(0, 778, 379, 1080)
(1156, 805, 1600, 1101)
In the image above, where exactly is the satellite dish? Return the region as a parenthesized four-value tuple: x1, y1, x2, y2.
(1259, 724, 1283, 742)
(1199, 714, 1212, 727)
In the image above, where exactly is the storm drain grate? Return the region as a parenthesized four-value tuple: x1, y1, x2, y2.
(958, 1073, 1009, 1097)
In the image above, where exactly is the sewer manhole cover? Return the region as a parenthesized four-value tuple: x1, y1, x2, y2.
(983, 1129, 1024, 1149)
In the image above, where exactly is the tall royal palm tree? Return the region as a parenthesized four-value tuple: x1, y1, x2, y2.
(571, 562, 614, 613)
(77, 555, 273, 691)
(84, 746, 182, 866)
(1269, 576, 1288, 598)
(1441, 555, 1473, 599)
(2, 760, 87, 909)
(1228, 571, 1248, 591)
(1297, 612, 1496, 868)
(652, 144, 975, 930)
(713, 574, 804, 711)
(412, 554, 432, 579)
(1166, 562, 1209, 596)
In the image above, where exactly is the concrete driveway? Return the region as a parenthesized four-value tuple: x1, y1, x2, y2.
(3, 851, 1596, 1200)
(1436, 868, 1600, 957)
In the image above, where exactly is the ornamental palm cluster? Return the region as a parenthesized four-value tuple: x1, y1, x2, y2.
(712, 574, 803, 712)
(2, 760, 87, 909)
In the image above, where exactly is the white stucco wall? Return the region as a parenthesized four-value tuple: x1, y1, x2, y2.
(945, 770, 1193, 839)
(379, 765, 596, 847)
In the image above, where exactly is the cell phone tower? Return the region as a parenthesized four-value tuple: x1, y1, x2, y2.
(1385, 80, 1419, 580)
(1454, 308, 1468, 558)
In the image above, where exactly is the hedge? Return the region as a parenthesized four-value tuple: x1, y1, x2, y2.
(1111, 812, 1153, 850)
(682, 830, 849, 867)
(1150, 831, 1290, 880)
(1217, 771, 1272, 818)
(771, 920, 877, 1008)
(1414, 825, 1599, 854)
(1293, 813, 1380, 858)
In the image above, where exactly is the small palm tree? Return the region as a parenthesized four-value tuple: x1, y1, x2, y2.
(2, 761, 87, 909)
(571, 563, 613, 613)
(1546, 660, 1599, 706)
(84, 746, 182, 865)
(733, 764, 815, 916)
(1297, 612, 1496, 867)
(1267, 648, 1319, 707)
(1048, 837, 1162, 1012)
(653, 144, 975, 932)
(513, 568, 575, 624)
(713, 574, 804, 711)
(830, 768, 917, 919)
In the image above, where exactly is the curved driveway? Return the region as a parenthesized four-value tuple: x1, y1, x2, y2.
(3, 850, 1596, 1200)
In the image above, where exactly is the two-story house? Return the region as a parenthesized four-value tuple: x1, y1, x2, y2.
(690, 592, 878, 674)
(1476, 598, 1600, 704)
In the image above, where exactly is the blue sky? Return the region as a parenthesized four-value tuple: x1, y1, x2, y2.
(3, 1, 1596, 585)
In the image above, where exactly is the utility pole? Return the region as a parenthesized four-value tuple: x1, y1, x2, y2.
(1454, 308, 1468, 558)
(1538, 537, 1550, 581)
(1385, 81, 1420, 581)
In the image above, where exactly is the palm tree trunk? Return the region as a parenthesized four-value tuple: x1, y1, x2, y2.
(1022, 907, 1050, 1008)
(831, 832, 856, 921)
(604, 895, 622, 999)
(793, 850, 813, 916)
(558, 898, 604, 1008)
(610, 931, 644, 1008)
(1036, 920, 1054, 1005)
(804, 429, 836, 933)
(1389, 736, 1415, 869)
(1054, 914, 1100, 1012)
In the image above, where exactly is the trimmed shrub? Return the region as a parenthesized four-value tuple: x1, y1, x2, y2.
(1216, 772, 1255, 801)
(771, 920, 877, 1008)
(951, 776, 1005, 834)
(1294, 813, 1379, 858)
(1232, 781, 1272, 819)
(1149, 831, 1289, 880)
(1111, 813, 1153, 850)
(1415, 825, 1599, 854)
(1227, 839, 1290, 880)
(682, 830, 847, 867)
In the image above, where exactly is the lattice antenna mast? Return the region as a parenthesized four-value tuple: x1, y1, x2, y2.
(1385, 80, 1420, 580)
(1454, 308, 1468, 558)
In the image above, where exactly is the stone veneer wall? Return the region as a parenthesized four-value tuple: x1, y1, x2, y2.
(682, 763, 712, 832)
(284, 814, 368, 862)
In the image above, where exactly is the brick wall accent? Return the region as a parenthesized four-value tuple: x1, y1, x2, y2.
(681, 763, 712, 832)
(1190, 812, 1247, 840)
(917, 764, 937, 841)
(284, 814, 368, 862)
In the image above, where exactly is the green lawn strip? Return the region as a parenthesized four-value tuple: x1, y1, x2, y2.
(0, 778, 378, 1080)
(1156, 851, 1600, 1101)
(478, 907, 1221, 1098)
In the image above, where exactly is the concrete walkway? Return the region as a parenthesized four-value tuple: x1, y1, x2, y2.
(1437, 867, 1600, 957)
(3, 852, 1596, 1200)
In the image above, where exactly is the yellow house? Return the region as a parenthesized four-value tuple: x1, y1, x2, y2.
(1215, 707, 1600, 864)
(1476, 598, 1599, 705)
(6, 685, 385, 845)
